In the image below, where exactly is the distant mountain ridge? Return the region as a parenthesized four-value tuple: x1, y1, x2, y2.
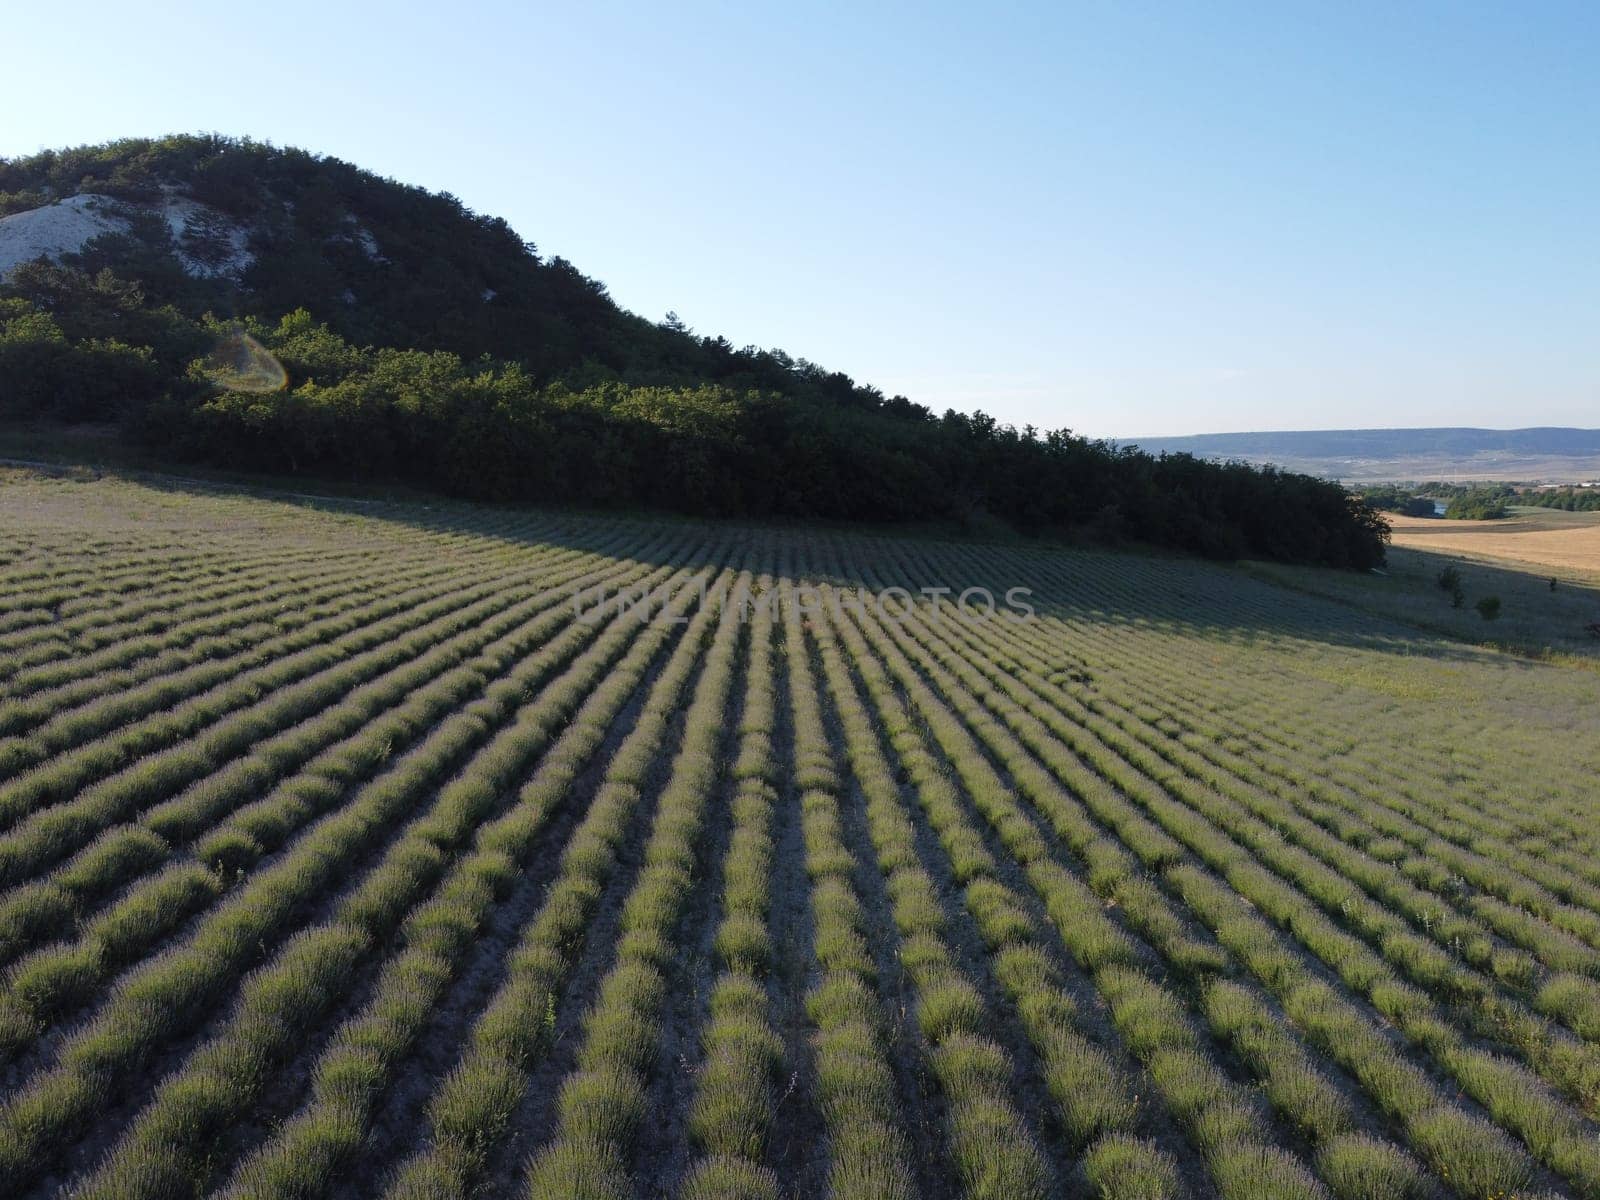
(1120, 427, 1600, 483)
(1124, 427, 1600, 457)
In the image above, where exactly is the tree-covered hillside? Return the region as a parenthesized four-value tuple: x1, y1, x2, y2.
(0, 134, 921, 405)
(0, 135, 1388, 567)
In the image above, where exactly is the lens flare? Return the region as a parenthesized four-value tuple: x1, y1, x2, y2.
(201, 329, 287, 393)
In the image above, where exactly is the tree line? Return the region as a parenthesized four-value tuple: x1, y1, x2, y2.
(1356, 483, 1511, 521)
(1, 136, 1390, 569)
(1519, 487, 1600, 513)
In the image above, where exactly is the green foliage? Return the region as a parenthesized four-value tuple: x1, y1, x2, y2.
(0, 136, 1389, 568)
(1476, 595, 1502, 621)
(1083, 1134, 1181, 1199)
(5, 476, 1600, 1199)
(1436, 566, 1466, 608)
(944, 1097, 1051, 1200)
(1407, 1107, 1533, 1199)
(1358, 485, 1437, 517)
(1315, 1134, 1425, 1200)
(0, 298, 163, 421)
(1444, 488, 1513, 520)
(677, 1156, 780, 1200)
(1519, 486, 1600, 512)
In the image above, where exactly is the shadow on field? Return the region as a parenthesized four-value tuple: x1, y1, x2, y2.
(1246, 543, 1600, 665)
(59, 467, 1600, 670)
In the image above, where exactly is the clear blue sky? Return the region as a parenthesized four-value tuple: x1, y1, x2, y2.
(4, 1, 1597, 437)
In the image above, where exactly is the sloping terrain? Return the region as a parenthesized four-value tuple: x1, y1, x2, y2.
(1, 469, 1598, 1198)
(0, 196, 128, 279)
(0, 137, 1390, 566)
(0, 191, 254, 282)
(1387, 508, 1600, 575)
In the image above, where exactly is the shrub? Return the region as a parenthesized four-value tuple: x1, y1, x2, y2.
(916, 976, 985, 1044)
(826, 1119, 916, 1200)
(688, 1054, 774, 1160)
(1041, 1037, 1140, 1145)
(523, 1135, 632, 1200)
(678, 1154, 780, 1200)
(945, 1097, 1051, 1200)
(1083, 1133, 1180, 1199)
(1406, 1106, 1532, 1199)
(1206, 1142, 1325, 1200)
(1316, 1133, 1425, 1200)
(931, 1034, 1013, 1100)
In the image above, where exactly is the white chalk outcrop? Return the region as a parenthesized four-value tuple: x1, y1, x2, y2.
(0, 194, 126, 279)
(0, 191, 256, 280)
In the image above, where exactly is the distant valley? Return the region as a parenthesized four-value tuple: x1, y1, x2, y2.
(1120, 427, 1600, 483)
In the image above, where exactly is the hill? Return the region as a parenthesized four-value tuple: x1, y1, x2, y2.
(1122, 427, 1600, 483)
(0, 135, 1386, 567)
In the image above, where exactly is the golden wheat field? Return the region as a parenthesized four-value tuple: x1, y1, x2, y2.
(1388, 510, 1600, 578)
